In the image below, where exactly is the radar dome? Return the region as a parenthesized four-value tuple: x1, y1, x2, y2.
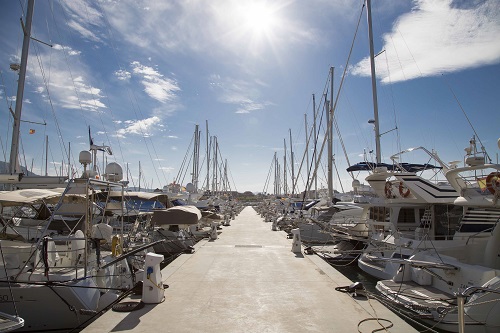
(352, 179, 361, 188)
(185, 183, 195, 193)
(105, 162, 123, 182)
(79, 151, 92, 165)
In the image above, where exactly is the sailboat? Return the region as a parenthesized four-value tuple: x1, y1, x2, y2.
(0, 0, 67, 190)
(0, 2, 141, 331)
(0, 160, 138, 331)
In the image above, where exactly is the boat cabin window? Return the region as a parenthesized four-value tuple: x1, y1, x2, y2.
(434, 205, 462, 237)
(397, 208, 417, 224)
(369, 206, 389, 222)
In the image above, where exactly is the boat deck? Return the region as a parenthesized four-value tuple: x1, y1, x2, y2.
(82, 206, 417, 333)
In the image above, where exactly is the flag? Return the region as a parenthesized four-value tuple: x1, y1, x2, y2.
(29, 129, 35, 134)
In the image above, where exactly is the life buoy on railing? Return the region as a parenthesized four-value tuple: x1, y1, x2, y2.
(485, 172, 500, 195)
(398, 181, 410, 198)
(384, 181, 393, 199)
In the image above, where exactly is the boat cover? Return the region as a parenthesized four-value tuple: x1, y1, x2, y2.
(151, 205, 201, 225)
(346, 162, 441, 173)
(0, 188, 64, 206)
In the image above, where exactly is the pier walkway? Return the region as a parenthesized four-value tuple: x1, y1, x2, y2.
(82, 206, 417, 333)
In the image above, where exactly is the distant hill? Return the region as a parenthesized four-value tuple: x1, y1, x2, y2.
(0, 160, 37, 176)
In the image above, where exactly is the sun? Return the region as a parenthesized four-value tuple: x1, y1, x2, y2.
(243, 3, 276, 35)
(240, 2, 280, 37)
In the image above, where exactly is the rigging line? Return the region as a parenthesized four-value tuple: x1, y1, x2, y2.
(291, 96, 323, 195)
(95, 1, 168, 187)
(74, 0, 120, 163)
(441, 75, 492, 163)
(263, 154, 275, 194)
(304, 100, 326, 196)
(227, 164, 238, 193)
(0, 243, 20, 318)
(72, 3, 130, 179)
(0, 70, 13, 163)
(31, 36, 70, 165)
(49, 5, 91, 133)
(175, 133, 195, 183)
(382, 51, 401, 154)
(330, 1, 366, 179)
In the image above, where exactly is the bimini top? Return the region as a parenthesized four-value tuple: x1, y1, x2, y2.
(346, 162, 441, 173)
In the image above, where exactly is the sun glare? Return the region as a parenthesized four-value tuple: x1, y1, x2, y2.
(241, 2, 278, 36)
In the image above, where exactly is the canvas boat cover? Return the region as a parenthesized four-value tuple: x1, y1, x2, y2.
(151, 205, 201, 226)
(0, 188, 65, 207)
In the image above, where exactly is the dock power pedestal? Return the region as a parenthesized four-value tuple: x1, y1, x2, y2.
(142, 252, 165, 304)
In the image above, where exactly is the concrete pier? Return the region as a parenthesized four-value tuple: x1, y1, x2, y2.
(82, 206, 417, 333)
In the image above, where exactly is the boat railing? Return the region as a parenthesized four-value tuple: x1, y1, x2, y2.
(456, 286, 500, 333)
(465, 218, 499, 245)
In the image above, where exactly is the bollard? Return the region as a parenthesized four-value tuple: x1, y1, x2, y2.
(210, 222, 218, 240)
(224, 214, 231, 226)
(272, 216, 280, 231)
(291, 228, 302, 253)
(142, 252, 165, 304)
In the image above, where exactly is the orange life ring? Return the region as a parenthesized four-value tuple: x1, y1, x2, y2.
(398, 181, 410, 197)
(485, 172, 500, 195)
(384, 181, 393, 199)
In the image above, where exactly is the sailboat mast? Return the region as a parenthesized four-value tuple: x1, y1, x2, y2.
(328, 67, 334, 200)
(45, 135, 48, 176)
(289, 128, 295, 196)
(283, 138, 287, 195)
(9, 0, 34, 174)
(304, 114, 309, 199)
(206, 120, 210, 192)
(312, 94, 318, 198)
(367, 0, 382, 163)
(192, 124, 200, 191)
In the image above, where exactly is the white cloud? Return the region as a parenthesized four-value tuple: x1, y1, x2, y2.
(351, 0, 500, 83)
(116, 116, 162, 138)
(32, 64, 106, 112)
(209, 74, 272, 114)
(53, 44, 81, 56)
(130, 61, 180, 103)
(114, 69, 131, 81)
(58, 0, 105, 43)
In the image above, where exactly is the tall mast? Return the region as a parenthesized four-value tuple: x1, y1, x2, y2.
(206, 120, 210, 192)
(192, 124, 200, 191)
(283, 138, 287, 195)
(312, 94, 318, 198)
(304, 114, 309, 199)
(289, 129, 295, 196)
(9, 0, 35, 174)
(328, 67, 334, 200)
(138, 161, 141, 191)
(45, 136, 48, 176)
(212, 136, 218, 193)
(367, 0, 382, 163)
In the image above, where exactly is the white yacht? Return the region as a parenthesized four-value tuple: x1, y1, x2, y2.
(374, 138, 500, 333)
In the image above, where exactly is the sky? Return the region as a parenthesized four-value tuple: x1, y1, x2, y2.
(0, 0, 499, 194)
